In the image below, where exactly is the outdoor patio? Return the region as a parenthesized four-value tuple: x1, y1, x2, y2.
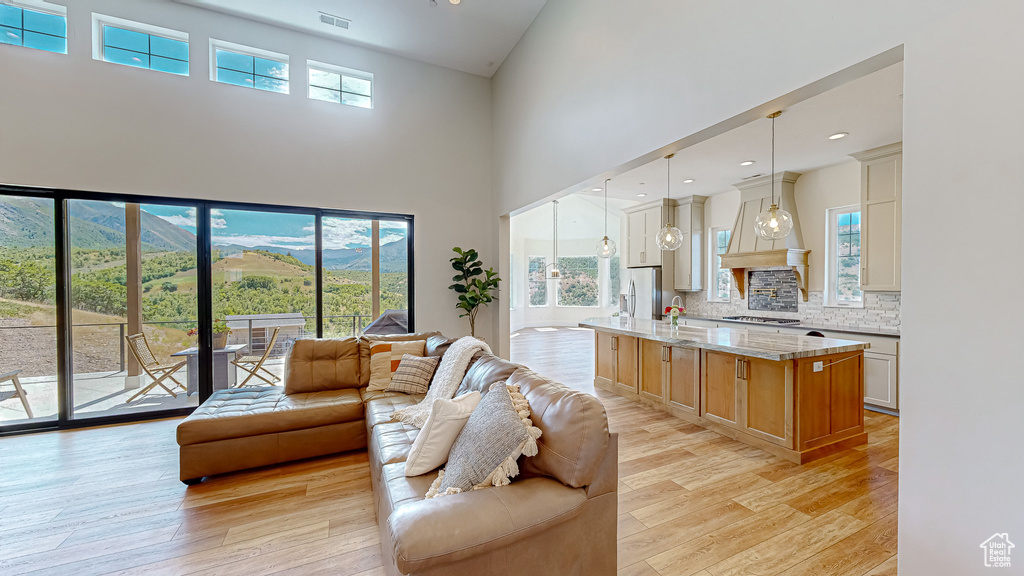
(0, 357, 286, 424)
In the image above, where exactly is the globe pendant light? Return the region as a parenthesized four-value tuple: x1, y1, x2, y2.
(596, 179, 617, 258)
(754, 111, 794, 241)
(656, 154, 684, 251)
(547, 200, 561, 279)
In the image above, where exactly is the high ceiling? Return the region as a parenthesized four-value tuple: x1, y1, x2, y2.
(176, 0, 548, 77)
(583, 62, 904, 203)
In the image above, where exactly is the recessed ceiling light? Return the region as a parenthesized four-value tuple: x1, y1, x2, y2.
(829, 132, 849, 140)
(683, 179, 695, 184)
(450, 0, 461, 4)
(592, 188, 602, 192)
(637, 193, 647, 197)
(740, 161, 755, 166)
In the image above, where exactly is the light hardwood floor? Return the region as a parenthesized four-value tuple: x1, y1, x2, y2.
(0, 327, 898, 575)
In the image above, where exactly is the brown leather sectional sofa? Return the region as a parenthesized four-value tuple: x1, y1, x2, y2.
(176, 332, 618, 576)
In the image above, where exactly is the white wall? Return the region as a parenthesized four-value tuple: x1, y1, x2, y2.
(0, 0, 495, 341)
(794, 161, 862, 292)
(493, 1, 1024, 573)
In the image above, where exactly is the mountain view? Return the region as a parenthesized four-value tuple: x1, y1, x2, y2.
(0, 198, 409, 378)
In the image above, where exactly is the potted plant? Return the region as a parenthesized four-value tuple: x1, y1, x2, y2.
(187, 319, 232, 349)
(448, 247, 501, 338)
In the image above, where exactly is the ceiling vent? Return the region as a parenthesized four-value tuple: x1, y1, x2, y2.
(319, 12, 350, 30)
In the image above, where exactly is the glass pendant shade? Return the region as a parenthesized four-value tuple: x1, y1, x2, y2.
(656, 225, 684, 251)
(754, 204, 794, 241)
(596, 236, 617, 258)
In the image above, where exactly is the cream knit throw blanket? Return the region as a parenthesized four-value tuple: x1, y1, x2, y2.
(392, 336, 491, 428)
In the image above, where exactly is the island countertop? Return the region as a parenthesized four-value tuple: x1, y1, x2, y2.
(580, 317, 869, 361)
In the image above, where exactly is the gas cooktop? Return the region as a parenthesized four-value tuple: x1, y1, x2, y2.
(722, 315, 801, 325)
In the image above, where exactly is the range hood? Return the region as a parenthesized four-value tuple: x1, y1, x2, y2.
(719, 171, 811, 301)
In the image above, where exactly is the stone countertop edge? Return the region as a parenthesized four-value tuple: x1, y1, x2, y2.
(579, 318, 870, 362)
(681, 314, 900, 338)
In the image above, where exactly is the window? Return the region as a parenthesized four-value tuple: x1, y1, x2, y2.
(708, 227, 732, 302)
(528, 256, 547, 306)
(211, 40, 288, 94)
(557, 256, 599, 307)
(0, 1, 67, 54)
(307, 60, 373, 109)
(826, 206, 863, 307)
(93, 14, 189, 76)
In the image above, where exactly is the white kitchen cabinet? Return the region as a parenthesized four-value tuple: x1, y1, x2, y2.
(674, 196, 707, 291)
(864, 350, 899, 411)
(625, 201, 671, 268)
(852, 143, 902, 292)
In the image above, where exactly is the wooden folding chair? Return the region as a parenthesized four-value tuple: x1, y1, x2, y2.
(231, 327, 282, 387)
(0, 370, 33, 418)
(125, 333, 187, 403)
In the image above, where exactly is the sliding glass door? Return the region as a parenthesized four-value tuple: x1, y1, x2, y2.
(0, 195, 58, 426)
(210, 208, 315, 389)
(68, 200, 200, 419)
(0, 186, 414, 434)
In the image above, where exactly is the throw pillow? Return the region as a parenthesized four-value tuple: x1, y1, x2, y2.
(387, 354, 440, 395)
(404, 391, 482, 477)
(425, 381, 542, 498)
(368, 340, 426, 392)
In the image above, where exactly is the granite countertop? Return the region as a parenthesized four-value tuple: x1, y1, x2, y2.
(580, 317, 870, 361)
(681, 314, 901, 338)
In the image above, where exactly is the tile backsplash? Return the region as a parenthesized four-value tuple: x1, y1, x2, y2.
(684, 272, 900, 331)
(748, 270, 799, 313)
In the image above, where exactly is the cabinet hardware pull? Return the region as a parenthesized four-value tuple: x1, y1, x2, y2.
(735, 358, 740, 379)
(662, 346, 669, 362)
(611, 336, 617, 351)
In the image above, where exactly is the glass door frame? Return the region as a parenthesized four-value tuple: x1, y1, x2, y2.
(0, 184, 414, 436)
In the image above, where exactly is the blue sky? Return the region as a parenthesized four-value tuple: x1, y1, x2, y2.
(141, 204, 406, 250)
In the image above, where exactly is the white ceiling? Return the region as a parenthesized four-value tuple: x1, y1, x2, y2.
(584, 62, 904, 203)
(176, 0, 548, 77)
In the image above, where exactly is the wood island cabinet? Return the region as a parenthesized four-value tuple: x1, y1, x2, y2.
(595, 332, 638, 395)
(594, 328, 867, 464)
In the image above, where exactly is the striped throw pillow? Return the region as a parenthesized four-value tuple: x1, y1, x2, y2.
(387, 354, 441, 395)
(368, 340, 426, 392)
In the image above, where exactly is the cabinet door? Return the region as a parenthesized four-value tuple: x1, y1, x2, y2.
(860, 150, 902, 291)
(639, 339, 666, 401)
(744, 357, 792, 447)
(627, 212, 646, 267)
(703, 351, 740, 427)
(595, 332, 616, 387)
(615, 335, 639, 394)
(674, 206, 692, 290)
(668, 346, 700, 415)
(643, 207, 663, 266)
(864, 352, 898, 410)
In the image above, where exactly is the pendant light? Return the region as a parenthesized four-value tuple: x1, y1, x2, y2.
(656, 154, 684, 251)
(753, 111, 794, 241)
(596, 179, 617, 258)
(547, 200, 561, 279)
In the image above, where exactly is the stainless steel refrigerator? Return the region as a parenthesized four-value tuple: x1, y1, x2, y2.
(622, 267, 663, 320)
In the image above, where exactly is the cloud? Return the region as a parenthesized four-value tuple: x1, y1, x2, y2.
(213, 233, 315, 250)
(322, 218, 373, 249)
(380, 233, 404, 245)
(153, 207, 226, 229)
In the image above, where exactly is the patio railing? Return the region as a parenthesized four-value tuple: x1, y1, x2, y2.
(0, 315, 372, 373)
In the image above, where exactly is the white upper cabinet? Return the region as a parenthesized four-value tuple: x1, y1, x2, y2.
(852, 143, 902, 292)
(673, 196, 707, 291)
(625, 201, 670, 268)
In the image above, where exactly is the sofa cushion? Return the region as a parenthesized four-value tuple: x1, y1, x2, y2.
(358, 332, 442, 385)
(177, 387, 364, 446)
(405, 391, 482, 476)
(364, 391, 425, 429)
(456, 353, 523, 397)
(429, 383, 531, 497)
(508, 368, 611, 489)
(373, 421, 421, 468)
(381, 462, 439, 515)
(368, 341, 426, 392)
(426, 335, 457, 357)
(285, 338, 361, 393)
(386, 354, 439, 395)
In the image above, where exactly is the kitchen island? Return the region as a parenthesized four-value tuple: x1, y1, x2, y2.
(582, 317, 871, 463)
